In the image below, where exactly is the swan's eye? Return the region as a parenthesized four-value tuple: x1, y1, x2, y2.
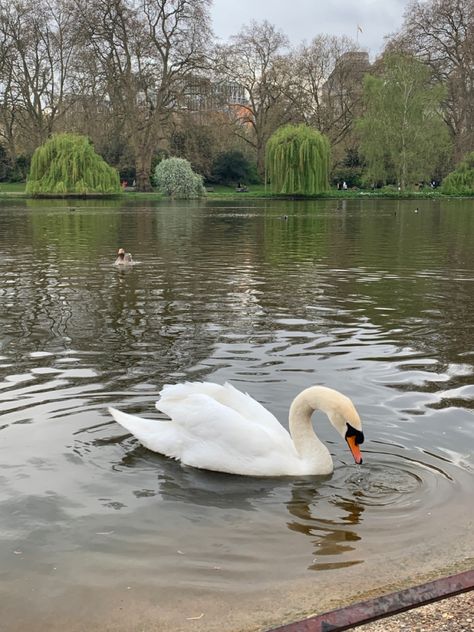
(345, 423, 364, 445)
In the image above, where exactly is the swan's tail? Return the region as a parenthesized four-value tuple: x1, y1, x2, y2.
(108, 407, 180, 458)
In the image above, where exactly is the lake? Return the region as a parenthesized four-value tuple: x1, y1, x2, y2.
(0, 197, 473, 631)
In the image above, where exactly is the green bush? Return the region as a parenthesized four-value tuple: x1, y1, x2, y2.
(154, 157, 205, 198)
(210, 150, 259, 185)
(26, 133, 120, 196)
(331, 166, 363, 188)
(441, 152, 474, 195)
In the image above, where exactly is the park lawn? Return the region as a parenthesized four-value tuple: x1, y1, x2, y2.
(0, 182, 26, 193)
(0, 181, 461, 200)
(206, 184, 269, 196)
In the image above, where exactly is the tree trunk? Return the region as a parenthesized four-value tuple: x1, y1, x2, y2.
(256, 135, 266, 179)
(135, 152, 153, 192)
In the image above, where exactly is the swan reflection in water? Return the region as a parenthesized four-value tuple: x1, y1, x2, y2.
(109, 442, 365, 571)
(286, 481, 364, 570)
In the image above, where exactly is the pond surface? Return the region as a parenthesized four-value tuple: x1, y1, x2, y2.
(0, 197, 473, 631)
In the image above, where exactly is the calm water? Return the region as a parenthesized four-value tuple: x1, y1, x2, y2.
(0, 197, 473, 631)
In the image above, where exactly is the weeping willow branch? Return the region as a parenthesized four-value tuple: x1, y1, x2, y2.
(26, 133, 121, 197)
(441, 152, 474, 195)
(266, 124, 330, 195)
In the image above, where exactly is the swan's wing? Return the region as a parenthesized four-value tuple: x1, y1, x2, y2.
(109, 407, 182, 459)
(155, 392, 297, 475)
(158, 381, 290, 440)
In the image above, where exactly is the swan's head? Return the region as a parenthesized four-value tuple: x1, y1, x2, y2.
(293, 385, 365, 465)
(328, 406, 364, 465)
(310, 387, 363, 465)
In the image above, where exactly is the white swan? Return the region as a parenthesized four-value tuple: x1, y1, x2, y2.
(108, 382, 364, 476)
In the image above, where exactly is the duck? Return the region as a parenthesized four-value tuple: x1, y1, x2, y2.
(114, 247, 133, 265)
(108, 382, 364, 476)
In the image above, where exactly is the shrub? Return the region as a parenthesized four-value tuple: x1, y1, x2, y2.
(441, 152, 474, 195)
(331, 166, 363, 189)
(154, 157, 205, 198)
(26, 133, 120, 196)
(210, 150, 258, 185)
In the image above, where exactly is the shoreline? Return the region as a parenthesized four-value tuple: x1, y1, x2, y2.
(2, 555, 472, 632)
(356, 591, 474, 632)
(262, 558, 474, 632)
(1, 186, 474, 202)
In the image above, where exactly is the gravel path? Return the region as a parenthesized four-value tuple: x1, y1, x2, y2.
(356, 591, 474, 631)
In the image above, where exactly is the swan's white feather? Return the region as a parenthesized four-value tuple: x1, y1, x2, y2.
(108, 381, 361, 476)
(158, 382, 292, 444)
(108, 407, 182, 458)
(109, 381, 303, 476)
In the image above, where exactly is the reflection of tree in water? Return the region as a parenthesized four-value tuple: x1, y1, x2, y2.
(2, 199, 473, 410)
(286, 482, 364, 571)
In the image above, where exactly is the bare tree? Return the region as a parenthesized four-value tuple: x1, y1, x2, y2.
(286, 36, 369, 162)
(0, 0, 78, 156)
(74, 0, 212, 191)
(215, 21, 291, 176)
(388, 0, 474, 160)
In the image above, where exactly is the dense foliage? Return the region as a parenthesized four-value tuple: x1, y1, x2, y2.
(0, 0, 472, 193)
(154, 157, 205, 198)
(357, 54, 451, 190)
(26, 134, 120, 196)
(210, 150, 258, 185)
(266, 124, 330, 195)
(441, 152, 474, 195)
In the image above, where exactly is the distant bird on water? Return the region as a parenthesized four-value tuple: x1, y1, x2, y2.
(114, 247, 133, 265)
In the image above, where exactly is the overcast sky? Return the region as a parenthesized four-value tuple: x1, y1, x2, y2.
(211, 0, 411, 56)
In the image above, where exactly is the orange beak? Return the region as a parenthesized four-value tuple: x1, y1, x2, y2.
(346, 435, 363, 464)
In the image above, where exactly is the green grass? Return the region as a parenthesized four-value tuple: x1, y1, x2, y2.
(205, 184, 269, 196)
(204, 184, 450, 199)
(0, 180, 471, 200)
(0, 182, 26, 193)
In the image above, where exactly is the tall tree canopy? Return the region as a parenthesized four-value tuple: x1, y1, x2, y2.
(357, 53, 451, 189)
(389, 0, 474, 161)
(74, 0, 212, 191)
(26, 133, 120, 196)
(215, 20, 290, 177)
(0, 0, 470, 189)
(0, 0, 78, 160)
(266, 124, 330, 195)
(285, 36, 368, 161)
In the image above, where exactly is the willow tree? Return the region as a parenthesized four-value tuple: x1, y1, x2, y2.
(441, 152, 474, 195)
(26, 133, 121, 196)
(266, 124, 330, 195)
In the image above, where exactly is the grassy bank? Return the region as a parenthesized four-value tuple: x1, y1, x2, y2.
(0, 181, 471, 200)
(0, 182, 28, 194)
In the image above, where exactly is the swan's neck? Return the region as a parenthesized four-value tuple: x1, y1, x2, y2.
(289, 389, 332, 472)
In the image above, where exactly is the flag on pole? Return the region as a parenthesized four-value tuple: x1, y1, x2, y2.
(357, 24, 363, 33)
